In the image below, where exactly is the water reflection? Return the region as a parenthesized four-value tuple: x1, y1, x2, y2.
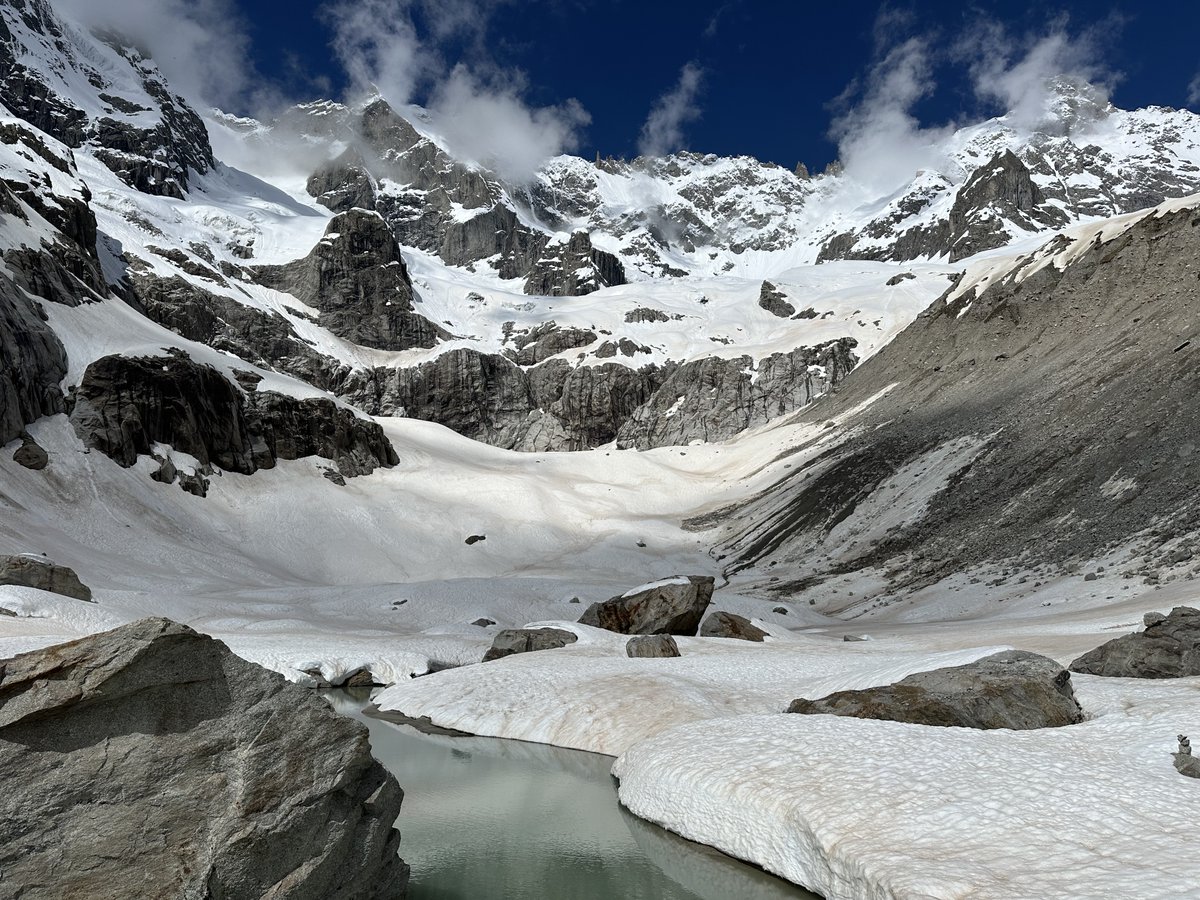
(326, 691, 819, 900)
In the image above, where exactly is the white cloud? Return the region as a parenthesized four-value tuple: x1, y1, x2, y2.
(323, 0, 590, 182)
(49, 0, 258, 110)
(1188, 71, 1200, 108)
(828, 36, 954, 195)
(638, 63, 704, 158)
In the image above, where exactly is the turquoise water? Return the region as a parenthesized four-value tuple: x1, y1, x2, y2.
(328, 692, 819, 900)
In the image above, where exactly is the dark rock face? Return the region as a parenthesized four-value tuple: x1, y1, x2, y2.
(616, 340, 857, 449)
(946, 151, 1069, 262)
(308, 148, 377, 213)
(578, 576, 714, 636)
(758, 281, 796, 318)
(700, 611, 767, 642)
(1070, 607, 1200, 678)
(788, 650, 1084, 730)
(254, 210, 446, 352)
(523, 232, 627, 297)
(69, 354, 398, 480)
(626, 635, 682, 658)
(0, 0, 214, 197)
(0, 275, 68, 447)
(482, 627, 578, 662)
(512, 323, 598, 366)
(0, 554, 91, 601)
(0, 618, 407, 899)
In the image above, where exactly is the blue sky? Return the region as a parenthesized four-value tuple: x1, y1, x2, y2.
(58, 0, 1200, 173)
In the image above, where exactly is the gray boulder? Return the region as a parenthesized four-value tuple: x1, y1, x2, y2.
(482, 627, 579, 662)
(788, 650, 1084, 730)
(0, 618, 406, 899)
(578, 575, 714, 635)
(1176, 735, 1200, 779)
(0, 554, 91, 601)
(12, 432, 47, 470)
(700, 611, 768, 642)
(1069, 607, 1200, 678)
(626, 635, 681, 658)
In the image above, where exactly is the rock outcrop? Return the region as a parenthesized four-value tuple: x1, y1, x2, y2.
(254, 209, 446, 352)
(0, 554, 91, 600)
(626, 635, 682, 658)
(700, 611, 767, 642)
(69, 354, 398, 483)
(757, 281, 795, 318)
(0, 618, 407, 898)
(0, 275, 68, 446)
(523, 231, 626, 297)
(482, 627, 578, 662)
(787, 650, 1084, 730)
(578, 576, 714, 636)
(1069, 608, 1200, 678)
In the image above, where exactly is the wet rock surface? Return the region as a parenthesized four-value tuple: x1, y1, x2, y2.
(700, 611, 768, 642)
(1070, 607, 1200, 678)
(578, 576, 714, 636)
(0, 554, 91, 601)
(0, 618, 407, 899)
(482, 627, 579, 662)
(787, 650, 1085, 730)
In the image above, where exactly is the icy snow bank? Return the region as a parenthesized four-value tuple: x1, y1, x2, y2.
(613, 675, 1200, 899)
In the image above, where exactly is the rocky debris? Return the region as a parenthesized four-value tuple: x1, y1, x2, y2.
(1069, 607, 1200, 678)
(0, 618, 407, 898)
(624, 307, 676, 324)
(773, 606, 788, 615)
(626, 635, 682, 658)
(482, 627, 578, 662)
(1176, 735, 1200, 779)
(523, 231, 626, 297)
(757, 281, 796, 318)
(946, 151, 1069, 262)
(700, 611, 768, 642)
(471, 618, 495, 627)
(464, 535, 486, 545)
(0, 276, 69, 449)
(616, 340, 857, 449)
(886, 272, 916, 286)
(788, 650, 1084, 730)
(11, 431, 47, 470)
(712, 202, 1200, 591)
(69, 354, 398, 482)
(0, 0, 214, 197)
(254, 209, 446, 352)
(578, 576, 714, 636)
(0, 554, 91, 601)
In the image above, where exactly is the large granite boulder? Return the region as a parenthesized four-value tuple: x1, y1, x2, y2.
(700, 611, 767, 642)
(578, 576, 714, 636)
(1069, 608, 1200, 678)
(788, 650, 1084, 730)
(0, 554, 91, 601)
(0, 618, 406, 899)
(482, 627, 578, 662)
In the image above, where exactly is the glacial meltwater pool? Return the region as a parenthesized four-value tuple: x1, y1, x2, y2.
(327, 691, 819, 900)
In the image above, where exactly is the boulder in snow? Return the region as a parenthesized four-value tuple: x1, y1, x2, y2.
(700, 611, 767, 642)
(0, 554, 91, 601)
(0, 618, 407, 898)
(788, 650, 1084, 730)
(482, 627, 578, 662)
(1069, 607, 1200, 678)
(578, 575, 714, 635)
(626, 635, 681, 658)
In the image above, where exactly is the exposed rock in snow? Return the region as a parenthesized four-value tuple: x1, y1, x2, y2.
(0, 554, 90, 601)
(0, 277, 67, 446)
(787, 650, 1084, 730)
(522, 231, 626, 297)
(482, 626, 578, 662)
(626, 635, 682, 658)
(700, 611, 768, 642)
(756, 281, 795, 318)
(578, 575, 714, 635)
(0, 619, 407, 898)
(1070, 607, 1200, 678)
(11, 431, 47, 469)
